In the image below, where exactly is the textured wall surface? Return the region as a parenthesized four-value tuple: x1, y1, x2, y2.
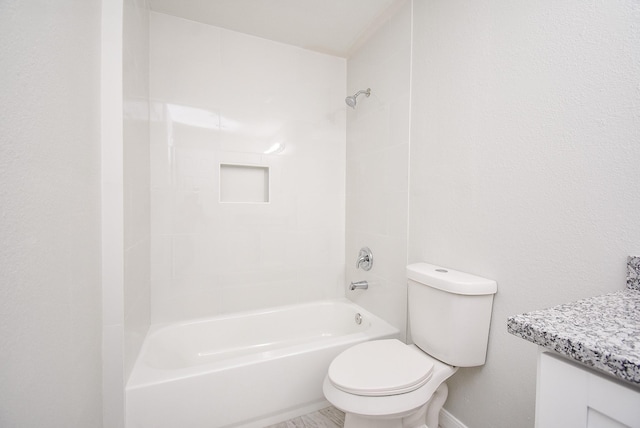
(0, 1, 103, 426)
(410, 0, 640, 426)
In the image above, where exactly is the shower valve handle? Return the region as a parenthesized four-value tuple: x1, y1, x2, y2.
(355, 247, 373, 271)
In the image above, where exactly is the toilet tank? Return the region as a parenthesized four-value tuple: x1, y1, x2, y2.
(407, 263, 497, 367)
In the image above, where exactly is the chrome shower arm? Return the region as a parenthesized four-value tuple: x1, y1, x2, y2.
(345, 88, 371, 108)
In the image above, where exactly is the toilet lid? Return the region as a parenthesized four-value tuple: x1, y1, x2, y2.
(328, 339, 434, 397)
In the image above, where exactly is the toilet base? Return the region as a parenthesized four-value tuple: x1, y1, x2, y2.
(340, 383, 449, 428)
(343, 403, 427, 428)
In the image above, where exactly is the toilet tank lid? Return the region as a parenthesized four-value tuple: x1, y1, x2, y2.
(407, 263, 497, 295)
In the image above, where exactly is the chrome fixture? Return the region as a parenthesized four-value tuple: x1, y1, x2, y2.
(356, 247, 373, 271)
(349, 280, 369, 291)
(354, 313, 363, 325)
(345, 88, 371, 109)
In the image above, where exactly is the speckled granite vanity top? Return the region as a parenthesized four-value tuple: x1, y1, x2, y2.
(507, 256, 640, 386)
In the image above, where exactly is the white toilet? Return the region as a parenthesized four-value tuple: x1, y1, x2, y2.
(323, 263, 497, 428)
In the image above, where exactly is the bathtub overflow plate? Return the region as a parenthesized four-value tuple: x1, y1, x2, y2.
(354, 313, 362, 325)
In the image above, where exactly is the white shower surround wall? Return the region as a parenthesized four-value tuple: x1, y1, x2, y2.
(126, 299, 399, 428)
(149, 12, 346, 323)
(344, 0, 412, 339)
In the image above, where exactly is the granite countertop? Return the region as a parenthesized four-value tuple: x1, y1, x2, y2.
(507, 256, 640, 386)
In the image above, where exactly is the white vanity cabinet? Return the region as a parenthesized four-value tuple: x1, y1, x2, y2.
(536, 351, 640, 428)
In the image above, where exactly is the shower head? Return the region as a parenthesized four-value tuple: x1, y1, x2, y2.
(345, 88, 371, 109)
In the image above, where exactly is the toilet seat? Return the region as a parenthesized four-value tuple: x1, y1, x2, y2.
(328, 339, 434, 396)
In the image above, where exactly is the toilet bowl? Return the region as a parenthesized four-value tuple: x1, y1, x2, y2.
(323, 340, 458, 428)
(323, 263, 497, 428)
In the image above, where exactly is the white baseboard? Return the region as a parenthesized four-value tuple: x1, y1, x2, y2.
(439, 409, 469, 428)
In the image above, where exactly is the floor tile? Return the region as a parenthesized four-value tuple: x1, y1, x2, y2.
(264, 406, 344, 428)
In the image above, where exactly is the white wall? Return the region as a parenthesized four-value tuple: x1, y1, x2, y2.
(149, 13, 346, 323)
(0, 1, 103, 426)
(103, 1, 151, 425)
(123, 0, 151, 382)
(345, 1, 412, 337)
(410, 1, 640, 427)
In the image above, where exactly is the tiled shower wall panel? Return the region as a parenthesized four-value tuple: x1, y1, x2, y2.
(149, 12, 346, 323)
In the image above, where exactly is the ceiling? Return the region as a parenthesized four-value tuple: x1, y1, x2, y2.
(148, 0, 407, 58)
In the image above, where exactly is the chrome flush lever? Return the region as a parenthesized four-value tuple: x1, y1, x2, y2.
(355, 247, 373, 271)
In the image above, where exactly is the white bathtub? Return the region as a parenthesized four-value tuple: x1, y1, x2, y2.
(126, 299, 399, 428)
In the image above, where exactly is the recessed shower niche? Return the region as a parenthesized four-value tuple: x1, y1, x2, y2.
(219, 163, 270, 203)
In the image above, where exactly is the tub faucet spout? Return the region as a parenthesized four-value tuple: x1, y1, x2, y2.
(349, 280, 368, 291)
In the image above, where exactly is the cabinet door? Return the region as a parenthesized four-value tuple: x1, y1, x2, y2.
(535, 351, 640, 428)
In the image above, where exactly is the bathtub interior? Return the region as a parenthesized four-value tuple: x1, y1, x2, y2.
(142, 300, 372, 370)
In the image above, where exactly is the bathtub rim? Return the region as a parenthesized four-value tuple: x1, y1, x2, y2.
(145, 297, 372, 334)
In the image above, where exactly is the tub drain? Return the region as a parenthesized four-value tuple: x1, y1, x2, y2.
(354, 313, 362, 325)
